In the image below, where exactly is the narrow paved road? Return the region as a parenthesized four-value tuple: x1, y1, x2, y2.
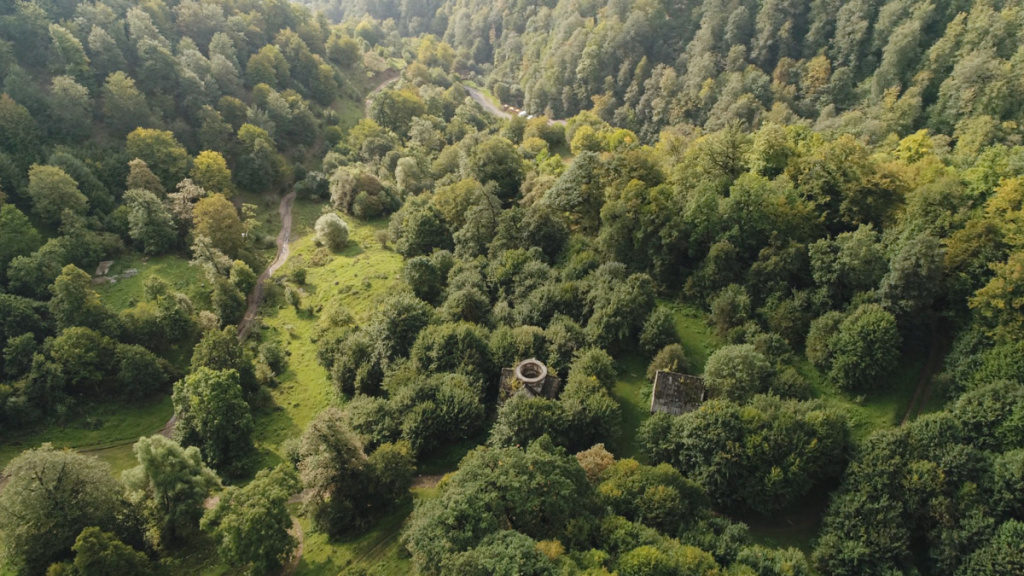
(238, 190, 297, 342)
(466, 86, 566, 125)
(467, 87, 511, 119)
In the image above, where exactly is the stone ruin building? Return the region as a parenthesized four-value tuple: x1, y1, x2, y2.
(650, 370, 706, 415)
(498, 358, 563, 404)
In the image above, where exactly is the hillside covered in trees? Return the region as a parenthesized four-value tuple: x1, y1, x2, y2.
(2, 0, 1024, 575)
(298, 0, 1024, 144)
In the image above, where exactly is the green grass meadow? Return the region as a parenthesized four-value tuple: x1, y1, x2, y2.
(0, 396, 173, 474)
(249, 201, 404, 464)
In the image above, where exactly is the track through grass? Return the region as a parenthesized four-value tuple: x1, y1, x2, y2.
(250, 201, 403, 462)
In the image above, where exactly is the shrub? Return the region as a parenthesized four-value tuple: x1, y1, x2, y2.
(639, 306, 677, 356)
(828, 303, 901, 392)
(646, 344, 690, 381)
(315, 213, 349, 251)
(568, 347, 617, 392)
(703, 344, 773, 402)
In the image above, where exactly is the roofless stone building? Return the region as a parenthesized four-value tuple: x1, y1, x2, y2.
(650, 370, 706, 415)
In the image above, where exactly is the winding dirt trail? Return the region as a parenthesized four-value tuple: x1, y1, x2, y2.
(238, 190, 297, 342)
(364, 71, 401, 117)
(281, 517, 304, 576)
(236, 72, 403, 344)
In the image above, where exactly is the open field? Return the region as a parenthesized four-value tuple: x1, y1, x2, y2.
(95, 254, 210, 312)
(249, 200, 404, 464)
(0, 396, 173, 474)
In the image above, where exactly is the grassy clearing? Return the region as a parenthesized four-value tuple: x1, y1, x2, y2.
(333, 96, 365, 134)
(657, 299, 928, 442)
(608, 302, 723, 459)
(793, 353, 926, 442)
(741, 493, 827, 555)
(293, 497, 415, 576)
(610, 354, 651, 460)
(665, 302, 724, 372)
(251, 200, 403, 460)
(292, 484, 440, 576)
(95, 253, 210, 312)
(0, 396, 172, 473)
(416, 434, 486, 476)
(163, 534, 234, 576)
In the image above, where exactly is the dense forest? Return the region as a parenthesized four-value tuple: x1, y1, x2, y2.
(298, 0, 1024, 143)
(1, 0, 1024, 575)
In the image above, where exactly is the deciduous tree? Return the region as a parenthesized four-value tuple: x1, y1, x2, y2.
(0, 445, 125, 575)
(202, 465, 299, 576)
(190, 150, 233, 197)
(101, 72, 149, 135)
(172, 367, 254, 476)
(193, 193, 244, 258)
(124, 189, 176, 254)
(0, 204, 41, 282)
(123, 435, 220, 548)
(125, 128, 189, 190)
(297, 407, 371, 537)
(27, 164, 86, 225)
(49, 264, 110, 332)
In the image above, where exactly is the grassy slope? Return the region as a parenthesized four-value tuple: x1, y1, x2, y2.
(246, 201, 412, 575)
(95, 253, 210, 312)
(0, 396, 173, 474)
(249, 200, 403, 464)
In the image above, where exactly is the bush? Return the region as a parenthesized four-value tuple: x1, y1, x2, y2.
(403, 256, 443, 304)
(770, 366, 811, 399)
(639, 307, 677, 356)
(258, 340, 287, 373)
(709, 284, 751, 339)
(315, 213, 350, 251)
(805, 311, 845, 372)
(352, 190, 384, 218)
(489, 325, 547, 369)
(544, 316, 586, 377)
(488, 395, 566, 449)
(703, 344, 773, 402)
(568, 347, 617, 392)
(561, 374, 622, 452)
(828, 303, 901, 392)
(646, 344, 690, 381)
(410, 323, 493, 392)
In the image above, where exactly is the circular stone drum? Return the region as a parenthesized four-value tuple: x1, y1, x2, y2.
(514, 359, 548, 385)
